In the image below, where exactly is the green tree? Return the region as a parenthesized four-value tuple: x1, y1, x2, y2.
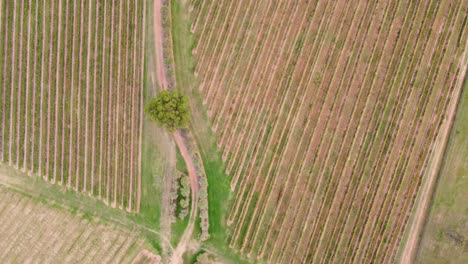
(144, 90, 190, 132)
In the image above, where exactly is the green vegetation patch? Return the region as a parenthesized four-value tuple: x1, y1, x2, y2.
(170, 0, 252, 263)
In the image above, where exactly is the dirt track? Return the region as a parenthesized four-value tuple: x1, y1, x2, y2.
(152, 0, 200, 262)
(399, 46, 468, 264)
(169, 133, 200, 264)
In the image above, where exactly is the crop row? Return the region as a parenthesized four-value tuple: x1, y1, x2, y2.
(0, 0, 146, 212)
(191, 0, 468, 261)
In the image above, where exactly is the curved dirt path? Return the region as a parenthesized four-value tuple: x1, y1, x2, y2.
(399, 48, 467, 264)
(169, 133, 199, 264)
(152, 0, 200, 262)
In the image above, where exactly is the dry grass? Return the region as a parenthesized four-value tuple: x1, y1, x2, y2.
(0, 185, 158, 263)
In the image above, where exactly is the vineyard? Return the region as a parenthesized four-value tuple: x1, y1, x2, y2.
(190, 0, 468, 263)
(0, 185, 159, 263)
(0, 0, 146, 211)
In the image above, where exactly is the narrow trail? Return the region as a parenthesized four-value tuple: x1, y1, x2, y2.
(170, 134, 199, 264)
(152, 0, 200, 263)
(399, 48, 468, 264)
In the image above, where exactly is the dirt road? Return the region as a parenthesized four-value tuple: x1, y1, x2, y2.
(152, 0, 200, 262)
(399, 48, 467, 263)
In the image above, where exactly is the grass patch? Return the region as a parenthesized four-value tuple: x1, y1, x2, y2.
(171, 213, 190, 245)
(176, 144, 189, 175)
(170, 0, 253, 263)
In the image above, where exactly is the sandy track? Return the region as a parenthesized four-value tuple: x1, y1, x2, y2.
(153, 0, 199, 262)
(170, 133, 199, 264)
(399, 45, 467, 264)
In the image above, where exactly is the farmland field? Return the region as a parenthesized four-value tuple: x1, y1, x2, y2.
(0, 0, 146, 212)
(0, 184, 159, 263)
(190, 0, 468, 263)
(0, 0, 467, 262)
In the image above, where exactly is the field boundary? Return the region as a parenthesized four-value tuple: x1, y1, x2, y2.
(398, 42, 467, 264)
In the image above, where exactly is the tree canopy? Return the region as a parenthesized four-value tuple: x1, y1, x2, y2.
(144, 90, 190, 132)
